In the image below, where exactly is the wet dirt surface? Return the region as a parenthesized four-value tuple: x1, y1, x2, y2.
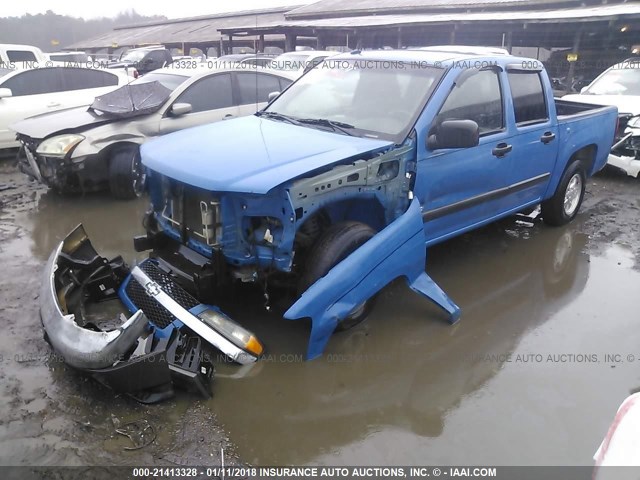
(0, 158, 238, 468)
(0, 156, 639, 467)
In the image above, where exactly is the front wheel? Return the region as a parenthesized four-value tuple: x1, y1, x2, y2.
(541, 160, 586, 226)
(299, 221, 376, 331)
(108, 147, 145, 200)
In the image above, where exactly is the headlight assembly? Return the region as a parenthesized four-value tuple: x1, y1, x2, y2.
(36, 134, 85, 157)
(197, 308, 264, 357)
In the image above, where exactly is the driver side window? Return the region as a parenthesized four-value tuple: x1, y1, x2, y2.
(436, 69, 503, 135)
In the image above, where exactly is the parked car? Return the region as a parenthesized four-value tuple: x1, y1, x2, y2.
(13, 67, 297, 199)
(270, 50, 338, 76)
(107, 46, 173, 76)
(563, 60, 640, 178)
(0, 43, 47, 67)
(0, 66, 127, 150)
(39, 49, 617, 397)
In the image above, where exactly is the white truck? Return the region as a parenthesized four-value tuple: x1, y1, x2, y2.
(0, 44, 47, 69)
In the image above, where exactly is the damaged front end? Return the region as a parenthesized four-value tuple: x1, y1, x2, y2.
(41, 224, 262, 403)
(608, 114, 640, 178)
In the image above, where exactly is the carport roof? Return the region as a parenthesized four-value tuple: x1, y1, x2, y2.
(67, 7, 296, 49)
(285, 0, 582, 19)
(221, 3, 640, 33)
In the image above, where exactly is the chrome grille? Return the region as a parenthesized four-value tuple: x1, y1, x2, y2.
(124, 260, 200, 329)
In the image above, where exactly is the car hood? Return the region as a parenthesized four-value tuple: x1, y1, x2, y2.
(141, 115, 394, 194)
(10, 106, 120, 140)
(562, 94, 640, 116)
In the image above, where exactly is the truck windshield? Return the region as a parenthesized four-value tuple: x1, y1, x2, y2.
(584, 66, 640, 96)
(264, 59, 443, 141)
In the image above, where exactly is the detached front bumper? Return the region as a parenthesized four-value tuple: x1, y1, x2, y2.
(39, 225, 262, 402)
(40, 226, 148, 370)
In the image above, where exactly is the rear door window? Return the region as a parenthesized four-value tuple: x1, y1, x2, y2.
(507, 71, 548, 125)
(59, 68, 119, 91)
(1, 68, 63, 96)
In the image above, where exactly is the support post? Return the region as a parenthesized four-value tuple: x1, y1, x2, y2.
(285, 32, 297, 52)
(504, 30, 513, 54)
(566, 28, 582, 93)
(227, 34, 234, 54)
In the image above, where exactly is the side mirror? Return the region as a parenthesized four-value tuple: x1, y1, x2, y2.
(170, 103, 192, 116)
(0, 88, 13, 99)
(580, 86, 588, 93)
(427, 119, 479, 150)
(267, 91, 280, 103)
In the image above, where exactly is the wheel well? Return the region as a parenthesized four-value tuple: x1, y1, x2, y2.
(570, 144, 597, 175)
(294, 198, 386, 252)
(102, 142, 140, 166)
(307, 198, 386, 232)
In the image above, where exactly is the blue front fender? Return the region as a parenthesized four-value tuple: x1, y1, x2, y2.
(285, 198, 460, 360)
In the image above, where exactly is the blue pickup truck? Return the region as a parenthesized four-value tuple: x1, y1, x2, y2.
(41, 48, 618, 399)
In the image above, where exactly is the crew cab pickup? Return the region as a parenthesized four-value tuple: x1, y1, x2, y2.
(41, 49, 618, 382)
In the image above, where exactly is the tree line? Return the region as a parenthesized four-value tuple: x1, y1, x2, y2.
(0, 9, 166, 51)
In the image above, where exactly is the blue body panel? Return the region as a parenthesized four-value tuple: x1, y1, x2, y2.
(139, 50, 618, 359)
(285, 199, 460, 359)
(141, 115, 392, 194)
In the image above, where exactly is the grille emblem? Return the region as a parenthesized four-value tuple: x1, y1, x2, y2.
(144, 281, 162, 297)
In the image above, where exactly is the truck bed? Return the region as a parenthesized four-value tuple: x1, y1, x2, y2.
(555, 98, 613, 118)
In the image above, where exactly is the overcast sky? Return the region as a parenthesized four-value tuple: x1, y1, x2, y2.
(2, 0, 310, 19)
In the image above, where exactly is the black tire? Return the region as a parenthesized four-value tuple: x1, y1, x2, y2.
(299, 221, 376, 331)
(108, 147, 145, 200)
(541, 160, 586, 226)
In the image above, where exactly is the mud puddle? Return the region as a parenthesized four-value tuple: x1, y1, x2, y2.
(0, 160, 237, 467)
(204, 169, 640, 466)
(0, 160, 639, 467)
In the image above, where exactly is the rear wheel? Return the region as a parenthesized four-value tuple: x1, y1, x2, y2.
(299, 221, 376, 331)
(541, 160, 586, 226)
(109, 147, 145, 200)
